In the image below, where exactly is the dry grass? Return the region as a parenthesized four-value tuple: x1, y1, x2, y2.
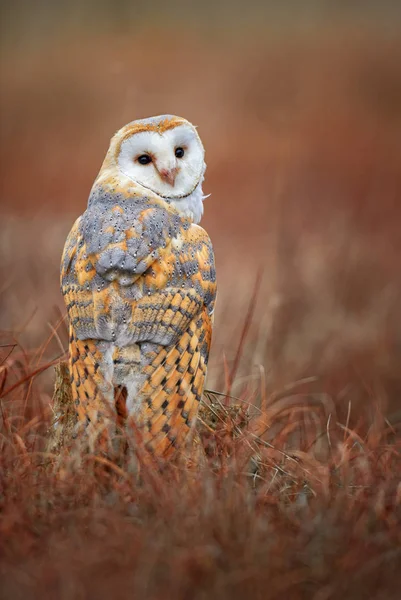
(1, 326, 401, 600)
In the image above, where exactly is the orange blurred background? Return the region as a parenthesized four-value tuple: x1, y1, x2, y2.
(1, 1, 401, 416)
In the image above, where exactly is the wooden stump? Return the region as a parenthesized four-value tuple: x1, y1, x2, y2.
(46, 361, 77, 455)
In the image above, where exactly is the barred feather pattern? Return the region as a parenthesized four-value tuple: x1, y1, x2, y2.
(61, 179, 216, 458)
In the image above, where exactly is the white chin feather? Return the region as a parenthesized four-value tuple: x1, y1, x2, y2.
(168, 182, 205, 224)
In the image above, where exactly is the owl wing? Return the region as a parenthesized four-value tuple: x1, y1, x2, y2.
(61, 198, 182, 341)
(61, 215, 96, 338)
(80, 200, 183, 284)
(132, 224, 216, 457)
(126, 221, 216, 344)
(135, 305, 213, 458)
(61, 200, 216, 345)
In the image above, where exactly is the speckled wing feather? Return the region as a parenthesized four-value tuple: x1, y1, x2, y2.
(61, 186, 216, 457)
(135, 306, 213, 457)
(68, 331, 114, 434)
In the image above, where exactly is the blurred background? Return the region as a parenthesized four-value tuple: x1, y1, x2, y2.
(1, 0, 401, 419)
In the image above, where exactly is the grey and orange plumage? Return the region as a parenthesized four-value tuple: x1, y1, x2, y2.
(61, 115, 216, 458)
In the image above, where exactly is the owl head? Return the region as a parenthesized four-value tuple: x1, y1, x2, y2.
(99, 115, 206, 222)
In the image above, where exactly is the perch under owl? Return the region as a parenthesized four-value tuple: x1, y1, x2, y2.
(61, 115, 216, 458)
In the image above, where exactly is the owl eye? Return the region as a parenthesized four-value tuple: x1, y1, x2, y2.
(137, 154, 152, 165)
(175, 147, 185, 158)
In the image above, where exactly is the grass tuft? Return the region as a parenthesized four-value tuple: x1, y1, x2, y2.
(1, 339, 400, 599)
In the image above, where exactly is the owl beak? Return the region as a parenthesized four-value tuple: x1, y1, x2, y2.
(159, 167, 178, 186)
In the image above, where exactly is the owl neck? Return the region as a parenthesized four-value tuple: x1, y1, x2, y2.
(90, 169, 205, 224)
(166, 182, 205, 224)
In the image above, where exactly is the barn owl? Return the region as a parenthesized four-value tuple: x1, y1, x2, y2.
(61, 115, 216, 458)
